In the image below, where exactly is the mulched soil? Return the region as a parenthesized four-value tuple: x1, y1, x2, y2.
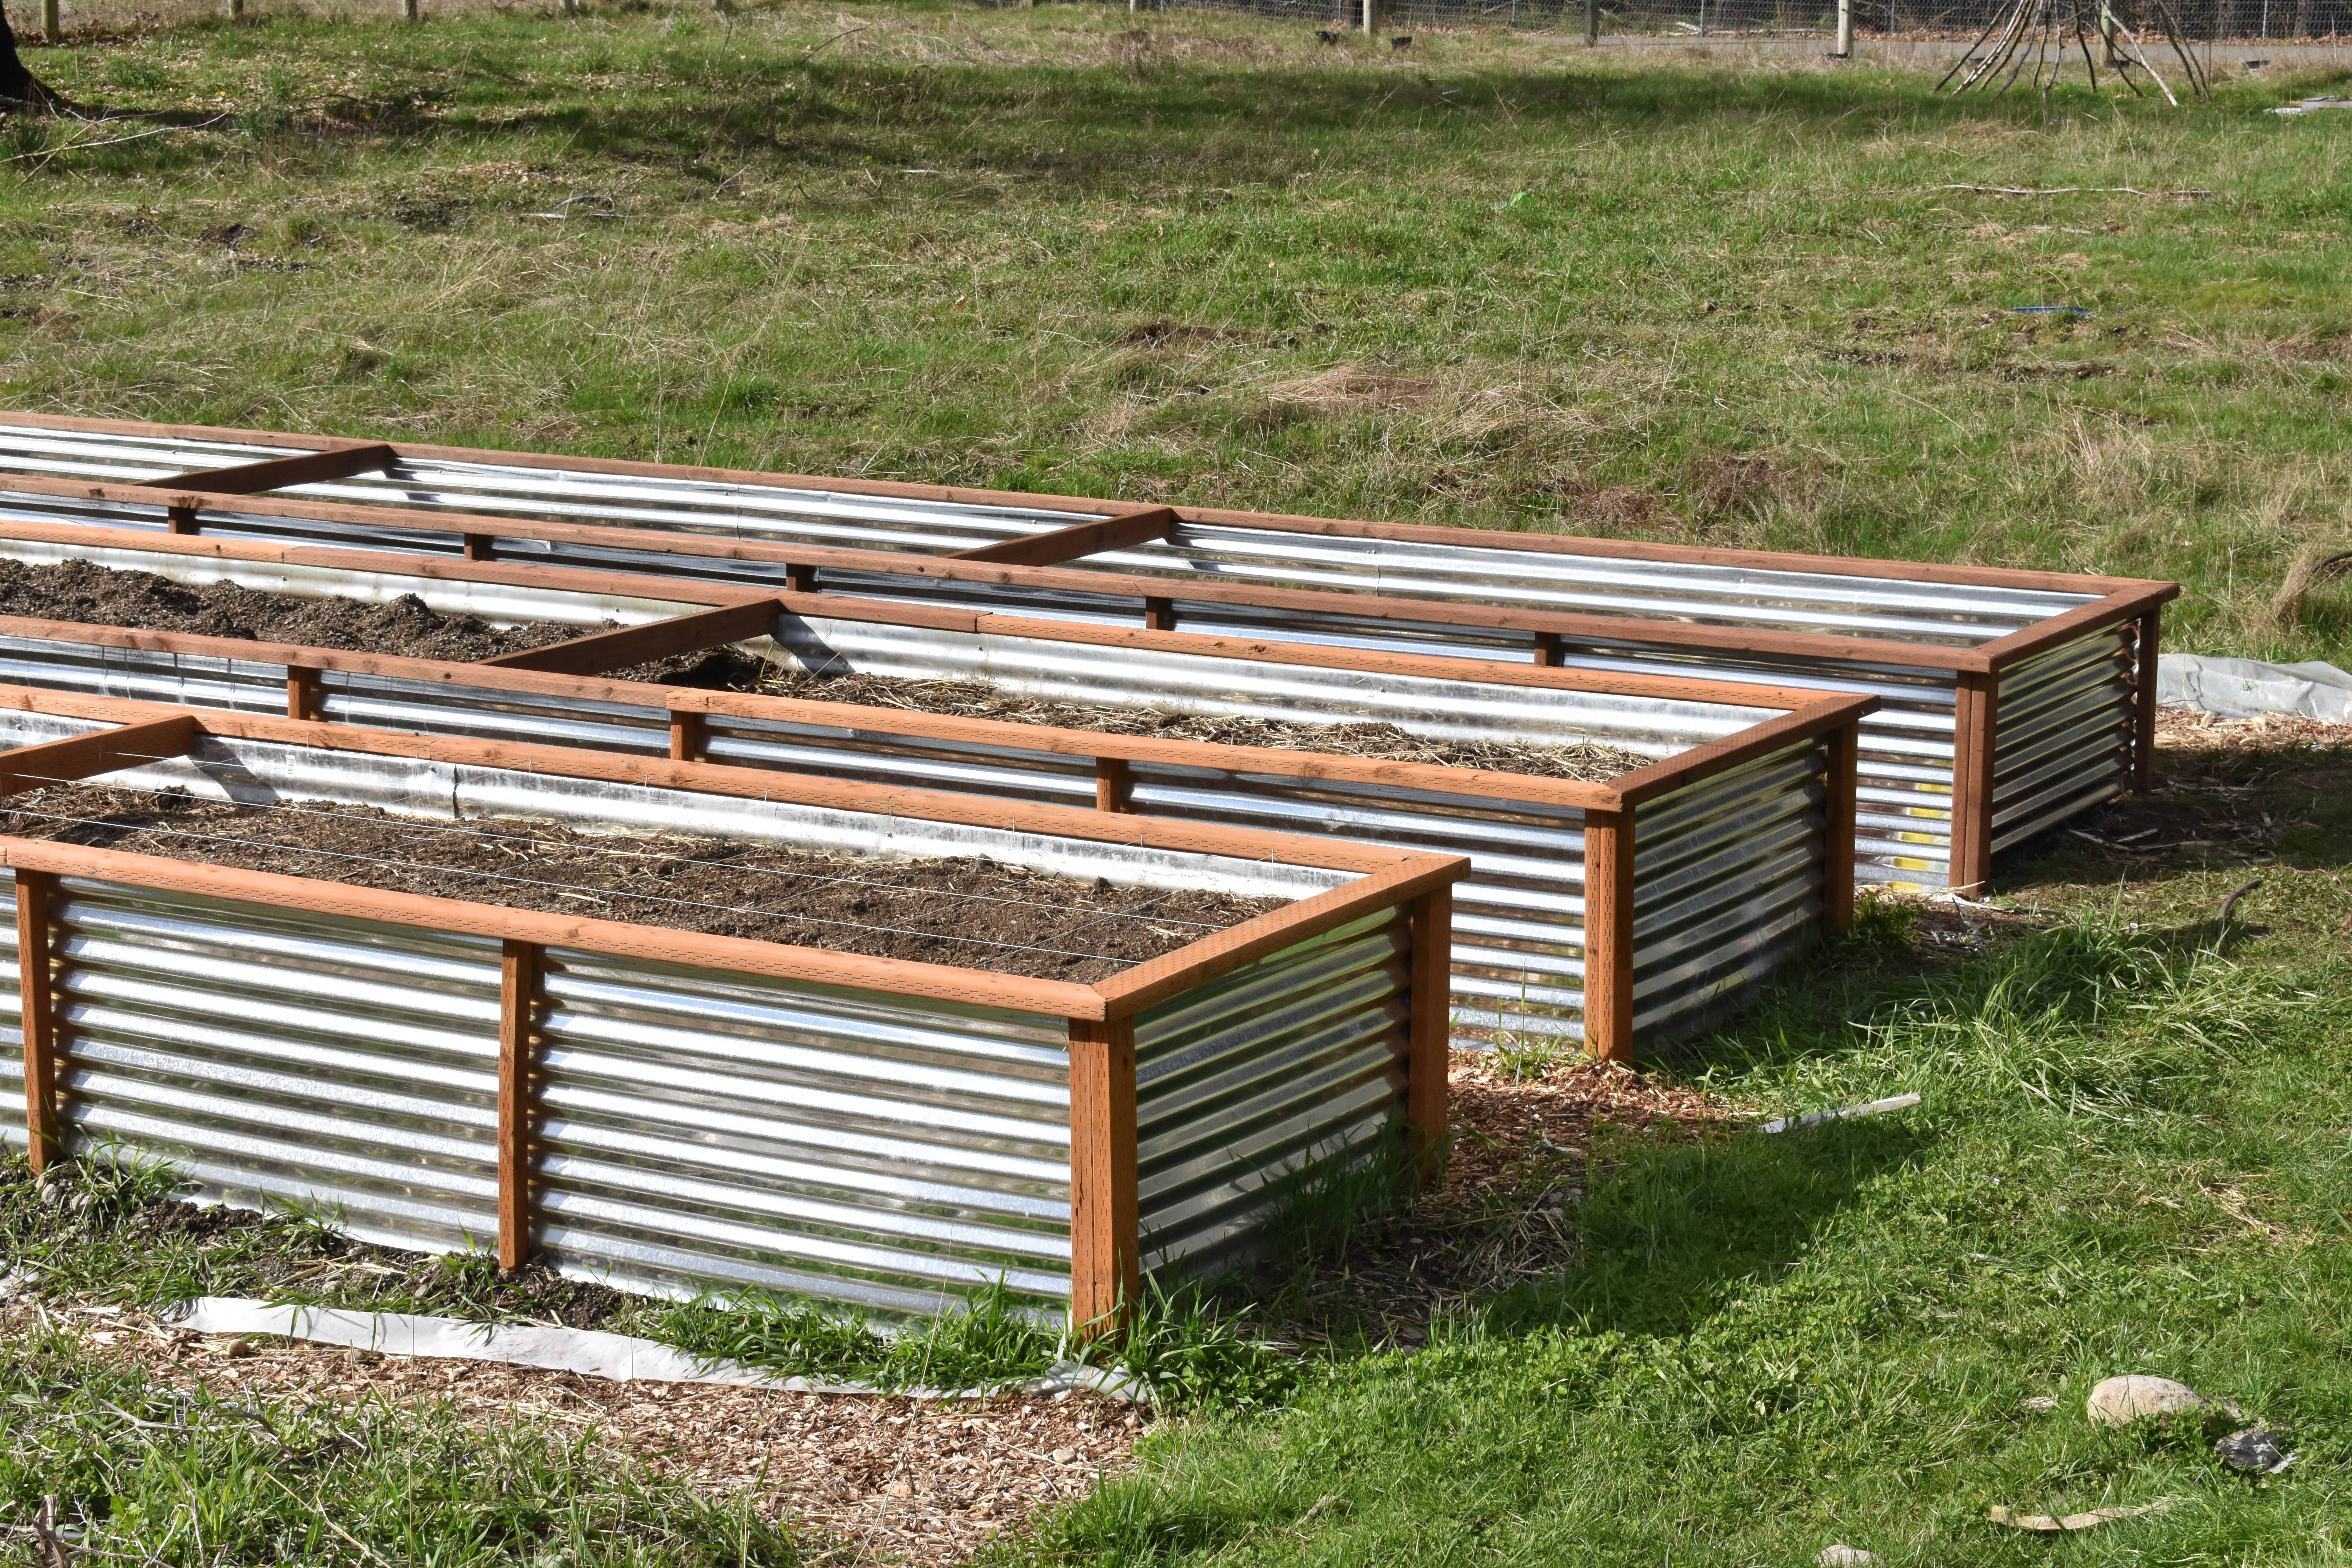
(0, 558, 587, 662)
(0, 788, 1282, 982)
(755, 668, 1651, 781)
(24, 1303, 1140, 1568)
(1235, 1052, 1741, 1348)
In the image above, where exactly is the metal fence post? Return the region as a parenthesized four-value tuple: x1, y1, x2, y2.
(1362, 0, 1376, 38)
(1836, 0, 1853, 54)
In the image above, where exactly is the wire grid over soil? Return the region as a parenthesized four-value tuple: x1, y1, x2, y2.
(754, 668, 1651, 782)
(0, 558, 592, 664)
(10, 1300, 1141, 1568)
(0, 786, 1284, 981)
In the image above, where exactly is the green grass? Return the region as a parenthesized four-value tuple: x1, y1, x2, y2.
(0, 1318, 798, 1564)
(4, 3, 2352, 661)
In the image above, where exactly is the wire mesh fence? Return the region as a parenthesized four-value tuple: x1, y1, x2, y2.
(1147, 0, 2352, 40)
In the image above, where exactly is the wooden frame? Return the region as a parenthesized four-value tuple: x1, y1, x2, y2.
(0, 696, 1466, 1328)
(0, 410, 2179, 887)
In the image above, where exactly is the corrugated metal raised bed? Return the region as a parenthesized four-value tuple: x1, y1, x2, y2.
(0, 695, 1465, 1325)
(0, 567, 1875, 1059)
(0, 413, 2177, 892)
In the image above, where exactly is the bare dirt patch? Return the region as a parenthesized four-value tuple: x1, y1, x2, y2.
(0, 558, 583, 662)
(0, 787, 1282, 982)
(755, 669, 1650, 782)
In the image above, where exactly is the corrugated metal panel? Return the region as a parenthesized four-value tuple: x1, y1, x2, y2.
(1135, 909, 1410, 1276)
(1990, 625, 2135, 853)
(1632, 742, 1828, 1040)
(532, 949, 1073, 1316)
(45, 877, 505, 1256)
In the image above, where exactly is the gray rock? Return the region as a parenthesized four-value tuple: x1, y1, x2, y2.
(2215, 1426, 2298, 1475)
(1817, 1548, 1881, 1568)
(2086, 1376, 2216, 1427)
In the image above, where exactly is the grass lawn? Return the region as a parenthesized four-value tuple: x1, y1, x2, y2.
(0, 6, 2350, 1564)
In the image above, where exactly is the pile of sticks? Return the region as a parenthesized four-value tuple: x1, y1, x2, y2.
(1937, 0, 2210, 104)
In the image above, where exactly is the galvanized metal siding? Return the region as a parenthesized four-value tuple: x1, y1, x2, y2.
(532, 948, 1074, 1316)
(1134, 909, 1410, 1277)
(1990, 625, 2136, 853)
(46, 877, 506, 1255)
(1632, 742, 1828, 1041)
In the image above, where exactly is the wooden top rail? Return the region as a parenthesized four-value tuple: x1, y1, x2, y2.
(944, 507, 1179, 568)
(479, 600, 782, 676)
(0, 469, 2170, 674)
(136, 442, 399, 497)
(0, 611, 1878, 812)
(1974, 581, 2180, 673)
(0, 409, 2177, 599)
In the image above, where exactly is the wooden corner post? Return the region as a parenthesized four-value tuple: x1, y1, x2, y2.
(497, 940, 541, 1272)
(15, 871, 58, 1172)
(1947, 671, 1998, 896)
(1405, 886, 1452, 1178)
(2131, 603, 2161, 795)
(1066, 1015, 1138, 1339)
(1822, 719, 1858, 935)
(1581, 809, 1637, 1064)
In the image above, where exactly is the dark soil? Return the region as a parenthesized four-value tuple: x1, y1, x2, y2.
(0, 559, 590, 662)
(0, 787, 1282, 982)
(748, 667, 1650, 781)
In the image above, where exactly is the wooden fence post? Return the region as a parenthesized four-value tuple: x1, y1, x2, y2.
(40, 0, 58, 44)
(1066, 1016, 1137, 1339)
(1405, 885, 1451, 1177)
(668, 710, 707, 764)
(285, 666, 321, 723)
(1093, 757, 1132, 813)
(2131, 604, 2161, 794)
(1947, 672, 1997, 896)
(497, 940, 540, 1272)
(1835, 0, 1853, 55)
(1584, 0, 1599, 45)
(1581, 809, 1636, 1064)
(1361, 0, 1376, 38)
(1822, 719, 1858, 935)
(16, 871, 58, 1172)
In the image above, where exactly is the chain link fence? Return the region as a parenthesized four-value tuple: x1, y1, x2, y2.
(1147, 0, 2350, 42)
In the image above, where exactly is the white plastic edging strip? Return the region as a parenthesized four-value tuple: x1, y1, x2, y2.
(159, 1298, 1148, 1402)
(1757, 1093, 1922, 1136)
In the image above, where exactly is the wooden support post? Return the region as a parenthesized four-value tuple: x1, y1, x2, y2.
(16, 871, 58, 1173)
(497, 940, 539, 1273)
(1585, 0, 1599, 45)
(1361, 0, 1376, 37)
(2131, 604, 2161, 795)
(1141, 597, 1175, 633)
(1822, 720, 1858, 935)
(226, 0, 242, 18)
(1835, 0, 1852, 55)
(461, 534, 494, 563)
(1947, 671, 1997, 896)
(165, 506, 198, 535)
(41, 0, 58, 44)
(1580, 809, 1636, 1064)
(285, 666, 321, 723)
(1405, 885, 1451, 1178)
(403, 0, 419, 19)
(1093, 757, 1132, 813)
(1532, 631, 1563, 668)
(1066, 1016, 1138, 1339)
(668, 710, 706, 764)
(785, 563, 818, 595)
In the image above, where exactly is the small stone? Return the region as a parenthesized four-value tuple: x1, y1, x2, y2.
(2215, 1426, 2297, 1475)
(221, 1337, 256, 1360)
(2086, 1375, 2209, 1427)
(1817, 1546, 1881, 1568)
(2020, 1395, 2060, 1413)
(1050, 1448, 1077, 1465)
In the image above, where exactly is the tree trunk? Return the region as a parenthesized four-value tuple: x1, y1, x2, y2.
(0, 5, 57, 108)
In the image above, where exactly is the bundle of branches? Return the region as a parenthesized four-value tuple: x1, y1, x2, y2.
(1936, 0, 2210, 105)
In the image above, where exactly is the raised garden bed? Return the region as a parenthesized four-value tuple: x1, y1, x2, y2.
(0, 411, 2177, 893)
(0, 581, 1877, 1059)
(0, 697, 1466, 1325)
